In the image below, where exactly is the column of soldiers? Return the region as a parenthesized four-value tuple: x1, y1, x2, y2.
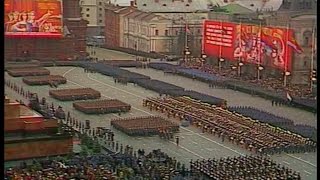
(144, 96, 317, 155)
(190, 155, 301, 179)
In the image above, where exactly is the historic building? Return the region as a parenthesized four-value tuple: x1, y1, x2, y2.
(265, 0, 317, 84)
(4, 96, 73, 161)
(104, 4, 136, 48)
(79, 0, 108, 36)
(5, 0, 88, 61)
(103, 0, 208, 56)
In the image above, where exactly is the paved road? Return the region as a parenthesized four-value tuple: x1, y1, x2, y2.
(5, 67, 316, 180)
(87, 46, 137, 61)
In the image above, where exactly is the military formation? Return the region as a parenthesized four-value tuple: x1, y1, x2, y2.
(144, 96, 317, 154)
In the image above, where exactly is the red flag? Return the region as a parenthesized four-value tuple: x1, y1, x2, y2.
(260, 33, 277, 49)
(287, 36, 303, 54)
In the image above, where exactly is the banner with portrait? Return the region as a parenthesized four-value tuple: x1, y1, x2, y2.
(5, 0, 63, 38)
(203, 20, 302, 71)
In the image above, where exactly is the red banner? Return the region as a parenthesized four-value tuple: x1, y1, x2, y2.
(203, 20, 236, 60)
(203, 20, 297, 71)
(4, 0, 63, 38)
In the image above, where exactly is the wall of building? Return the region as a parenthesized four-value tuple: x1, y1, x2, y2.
(80, 0, 106, 26)
(5, 137, 73, 161)
(266, 14, 316, 84)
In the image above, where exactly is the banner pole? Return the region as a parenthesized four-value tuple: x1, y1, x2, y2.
(310, 25, 315, 92)
(284, 23, 290, 87)
(238, 20, 242, 77)
(257, 21, 262, 80)
(219, 20, 223, 72)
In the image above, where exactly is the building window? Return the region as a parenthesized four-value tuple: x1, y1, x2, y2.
(99, 14, 102, 17)
(86, 14, 90, 17)
(86, 8, 90, 11)
(143, 3, 146, 6)
(155, 0, 159, 2)
(176, 30, 179, 35)
(198, 29, 201, 34)
(99, 8, 102, 11)
(188, 0, 192, 2)
(186, 4, 189, 6)
(99, 20, 103, 23)
(155, 29, 159, 36)
(303, 60, 307, 67)
(99, 2, 102, 5)
(165, 30, 169, 36)
(163, 4, 167, 6)
(303, 30, 312, 46)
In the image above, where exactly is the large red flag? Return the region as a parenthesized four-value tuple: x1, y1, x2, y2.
(287, 36, 303, 54)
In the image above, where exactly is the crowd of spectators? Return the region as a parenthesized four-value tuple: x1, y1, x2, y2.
(4, 149, 189, 180)
(181, 60, 315, 99)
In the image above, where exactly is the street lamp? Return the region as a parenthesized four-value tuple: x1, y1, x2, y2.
(201, 54, 207, 67)
(283, 71, 291, 87)
(184, 48, 191, 63)
(219, 58, 225, 72)
(238, 62, 244, 76)
(257, 66, 264, 80)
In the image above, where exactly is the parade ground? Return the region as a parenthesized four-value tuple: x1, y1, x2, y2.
(5, 48, 317, 179)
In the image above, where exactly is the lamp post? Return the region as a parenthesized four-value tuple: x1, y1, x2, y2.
(219, 58, 225, 72)
(284, 71, 291, 87)
(201, 54, 207, 67)
(257, 66, 264, 80)
(238, 62, 244, 77)
(310, 69, 317, 92)
(185, 49, 191, 62)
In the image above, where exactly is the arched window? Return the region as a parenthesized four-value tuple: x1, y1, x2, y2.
(303, 30, 312, 47)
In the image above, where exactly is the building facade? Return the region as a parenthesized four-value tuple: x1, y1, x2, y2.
(123, 10, 174, 54)
(4, 97, 73, 161)
(102, 0, 208, 56)
(5, 0, 88, 61)
(79, 0, 109, 36)
(264, 0, 316, 85)
(104, 5, 136, 47)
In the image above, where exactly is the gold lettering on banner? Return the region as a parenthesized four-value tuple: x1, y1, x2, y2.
(276, 29, 283, 36)
(252, 26, 259, 34)
(38, 3, 59, 10)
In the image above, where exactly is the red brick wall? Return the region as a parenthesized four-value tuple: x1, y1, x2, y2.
(5, 138, 73, 161)
(105, 9, 119, 47)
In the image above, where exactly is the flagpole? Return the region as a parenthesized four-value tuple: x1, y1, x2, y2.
(257, 22, 262, 80)
(283, 23, 290, 87)
(238, 20, 242, 77)
(219, 20, 223, 72)
(310, 25, 315, 92)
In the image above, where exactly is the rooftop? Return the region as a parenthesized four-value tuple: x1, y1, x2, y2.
(137, 0, 209, 13)
(219, 3, 254, 14)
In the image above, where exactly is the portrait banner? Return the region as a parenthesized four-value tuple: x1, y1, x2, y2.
(203, 20, 297, 71)
(5, 0, 63, 38)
